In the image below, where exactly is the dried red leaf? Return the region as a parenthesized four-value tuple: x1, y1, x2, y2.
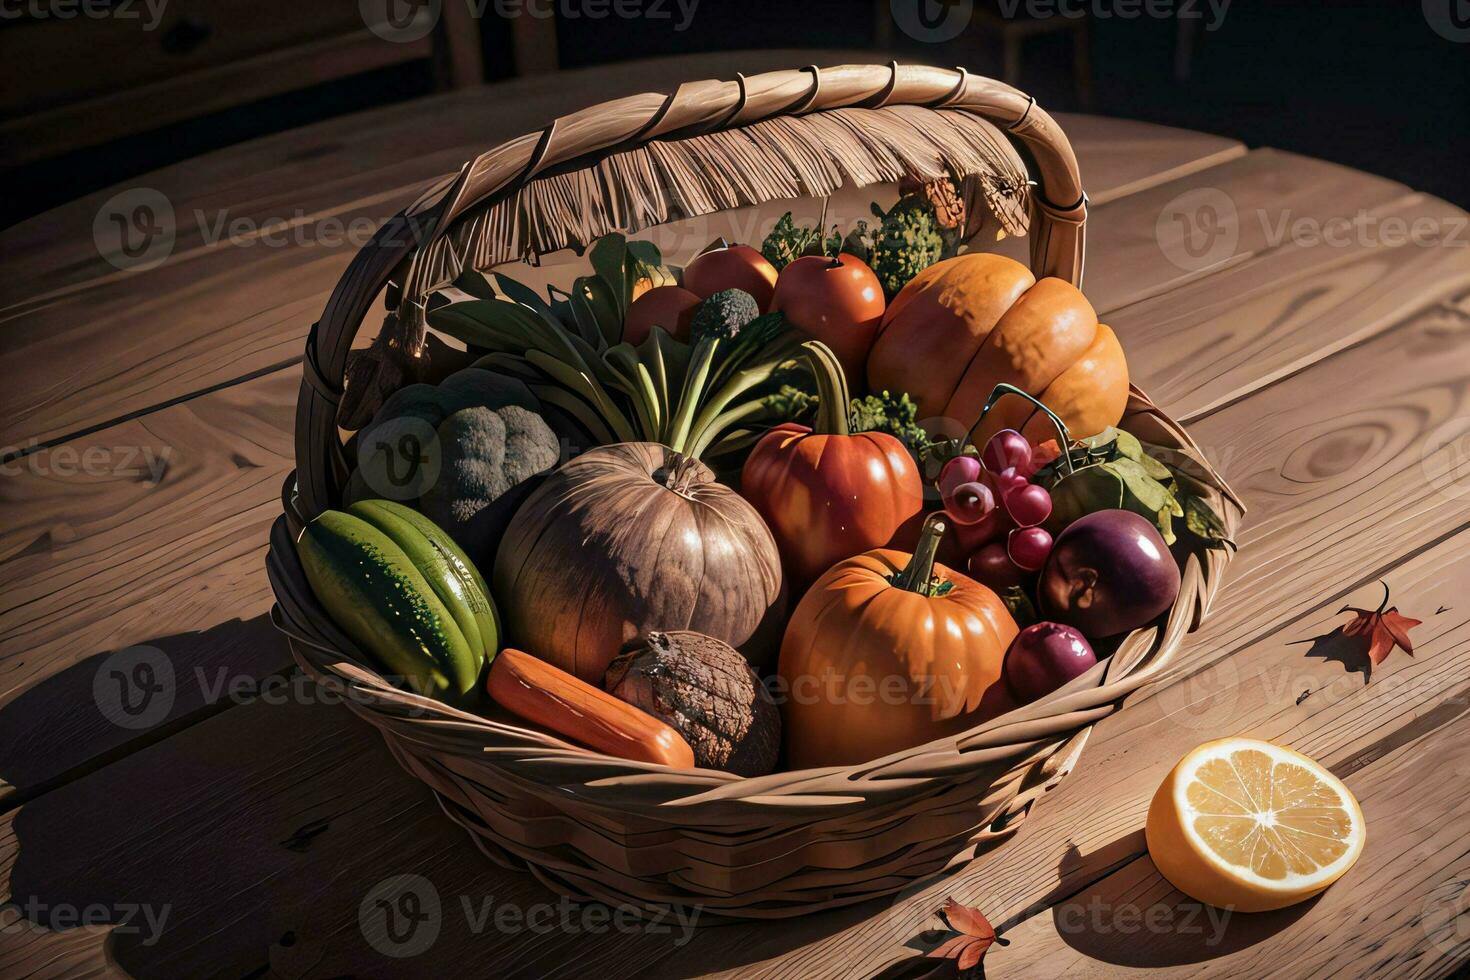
(1340, 582, 1422, 667)
(926, 897, 998, 972)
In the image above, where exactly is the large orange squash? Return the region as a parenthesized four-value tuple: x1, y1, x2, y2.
(778, 514, 1018, 768)
(867, 253, 1128, 444)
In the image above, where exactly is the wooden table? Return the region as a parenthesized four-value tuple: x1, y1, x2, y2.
(4, 50, 1470, 979)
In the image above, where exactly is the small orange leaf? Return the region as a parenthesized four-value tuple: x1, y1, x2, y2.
(1339, 582, 1422, 667)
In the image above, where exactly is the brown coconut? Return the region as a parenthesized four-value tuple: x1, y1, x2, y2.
(604, 631, 780, 776)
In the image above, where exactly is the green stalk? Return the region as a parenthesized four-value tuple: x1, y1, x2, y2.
(683, 343, 801, 452)
(964, 382, 1075, 476)
(665, 339, 718, 454)
(890, 513, 948, 596)
(687, 398, 773, 459)
(803, 340, 850, 436)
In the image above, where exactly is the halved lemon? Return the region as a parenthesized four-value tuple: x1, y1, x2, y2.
(1145, 738, 1365, 912)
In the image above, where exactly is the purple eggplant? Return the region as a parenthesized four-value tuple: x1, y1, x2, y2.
(1038, 509, 1180, 639)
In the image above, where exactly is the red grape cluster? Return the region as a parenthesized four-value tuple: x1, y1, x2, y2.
(937, 428, 1055, 586)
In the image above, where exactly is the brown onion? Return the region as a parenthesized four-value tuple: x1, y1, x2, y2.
(494, 443, 784, 682)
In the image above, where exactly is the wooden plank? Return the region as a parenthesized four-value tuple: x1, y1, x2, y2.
(0, 51, 1242, 450)
(0, 367, 297, 800)
(706, 518, 1470, 979)
(1109, 191, 1470, 420)
(4, 294, 1466, 977)
(981, 572, 1470, 978)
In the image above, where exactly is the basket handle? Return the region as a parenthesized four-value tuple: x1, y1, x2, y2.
(295, 62, 1087, 519)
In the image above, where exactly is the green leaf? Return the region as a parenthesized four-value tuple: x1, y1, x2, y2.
(589, 233, 632, 314)
(1109, 458, 1182, 517)
(1181, 491, 1230, 544)
(626, 239, 662, 272)
(568, 275, 624, 349)
(1000, 586, 1039, 628)
(1046, 458, 1183, 545)
(1110, 429, 1174, 481)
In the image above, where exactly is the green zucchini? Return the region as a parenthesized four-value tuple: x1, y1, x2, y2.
(296, 508, 486, 703)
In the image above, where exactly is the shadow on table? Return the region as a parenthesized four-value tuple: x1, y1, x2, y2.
(1048, 850, 1317, 968)
(1, 613, 893, 978)
(0, 614, 288, 800)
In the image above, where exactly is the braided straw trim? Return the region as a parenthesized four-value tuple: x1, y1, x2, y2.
(295, 63, 1087, 518)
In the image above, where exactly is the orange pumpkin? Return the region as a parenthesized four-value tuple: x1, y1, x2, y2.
(866, 253, 1128, 444)
(778, 514, 1018, 768)
(742, 342, 923, 591)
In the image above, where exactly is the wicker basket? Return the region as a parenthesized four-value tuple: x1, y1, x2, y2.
(266, 62, 1244, 919)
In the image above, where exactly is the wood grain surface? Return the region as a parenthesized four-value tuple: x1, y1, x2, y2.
(2, 50, 1468, 980)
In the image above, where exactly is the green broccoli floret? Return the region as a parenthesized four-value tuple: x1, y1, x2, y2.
(868, 196, 947, 299)
(345, 368, 563, 564)
(419, 403, 561, 563)
(849, 389, 934, 462)
(761, 382, 819, 422)
(690, 288, 761, 342)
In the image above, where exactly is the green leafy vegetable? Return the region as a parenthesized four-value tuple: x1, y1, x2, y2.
(1040, 425, 1231, 547)
(760, 212, 840, 270)
(848, 389, 935, 463)
(428, 253, 808, 462)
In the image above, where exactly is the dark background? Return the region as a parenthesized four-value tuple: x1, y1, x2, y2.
(3, 0, 1468, 229)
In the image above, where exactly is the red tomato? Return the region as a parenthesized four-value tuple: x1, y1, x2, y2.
(741, 343, 923, 592)
(623, 285, 700, 344)
(682, 243, 778, 310)
(771, 254, 885, 385)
